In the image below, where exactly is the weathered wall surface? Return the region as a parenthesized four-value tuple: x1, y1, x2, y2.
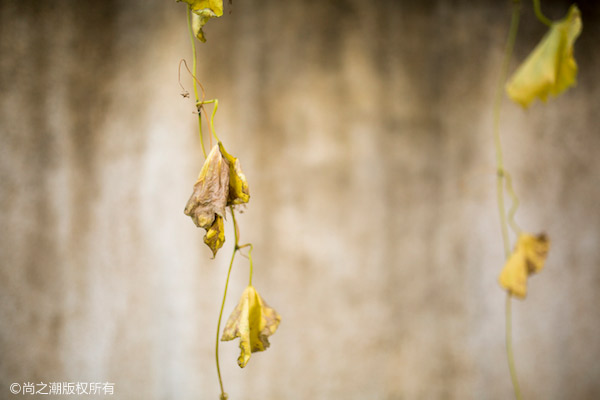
(1, 1, 599, 399)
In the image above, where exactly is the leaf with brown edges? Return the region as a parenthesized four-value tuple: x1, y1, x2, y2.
(499, 233, 550, 299)
(221, 286, 281, 368)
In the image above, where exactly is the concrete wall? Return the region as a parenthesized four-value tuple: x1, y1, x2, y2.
(1, 0, 599, 399)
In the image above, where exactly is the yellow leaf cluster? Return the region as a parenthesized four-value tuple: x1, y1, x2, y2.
(506, 5, 582, 108)
(498, 233, 550, 299)
(184, 143, 250, 256)
(221, 286, 281, 368)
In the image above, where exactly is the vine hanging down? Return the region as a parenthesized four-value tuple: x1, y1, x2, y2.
(492, 1, 582, 399)
(177, 1, 281, 399)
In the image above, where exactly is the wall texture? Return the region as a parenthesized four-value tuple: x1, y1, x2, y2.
(1, 1, 599, 399)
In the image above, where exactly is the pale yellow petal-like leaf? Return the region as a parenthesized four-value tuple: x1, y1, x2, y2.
(191, 11, 211, 43)
(184, 145, 229, 256)
(204, 215, 225, 258)
(178, 0, 223, 16)
(221, 286, 281, 368)
(218, 142, 250, 206)
(506, 5, 582, 108)
(179, 0, 223, 42)
(184, 145, 229, 229)
(499, 233, 550, 299)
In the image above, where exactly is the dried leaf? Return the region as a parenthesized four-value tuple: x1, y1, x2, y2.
(191, 11, 212, 43)
(178, 0, 224, 43)
(178, 0, 223, 15)
(184, 145, 229, 255)
(184, 145, 229, 229)
(218, 142, 250, 206)
(183, 143, 250, 257)
(221, 286, 281, 368)
(506, 5, 582, 108)
(498, 233, 550, 299)
(203, 214, 225, 257)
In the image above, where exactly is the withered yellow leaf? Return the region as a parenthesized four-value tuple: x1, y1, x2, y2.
(221, 286, 281, 368)
(183, 143, 250, 257)
(499, 233, 550, 299)
(506, 5, 582, 108)
(184, 145, 229, 256)
(184, 145, 229, 229)
(179, 0, 224, 43)
(218, 142, 250, 206)
(191, 11, 212, 43)
(178, 0, 223, 15)
(204, 215, 225, 258)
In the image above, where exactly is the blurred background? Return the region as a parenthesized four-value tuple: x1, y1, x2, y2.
(1, 0, 599, 399)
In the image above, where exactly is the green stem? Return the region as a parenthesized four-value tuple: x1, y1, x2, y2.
(532, 0, 552, 27)
(214, 207, 241, 399)
(186, 6, 207, 158)
(247, 244, 254, 286)
(506, 294, 522, 400)
(196, 99, 221, 143)
(215, 247, 235, 399)
(234, 243, 254, 286)
(210, 99, 219, 142)
(230, 206, 240, 245)
(493, 1, 521, 258)
(493, 2, 523, 399)
(504, 171, 522, 235)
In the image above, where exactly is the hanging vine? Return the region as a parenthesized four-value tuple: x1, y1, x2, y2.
(174, 0, 583, 398)
(492, 1, 582, 398)
(176, 1, 281, 399)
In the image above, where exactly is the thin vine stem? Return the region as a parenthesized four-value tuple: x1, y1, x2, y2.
(506, 294, 522, 400)
(210, 99, 219, 144)
(176, 58, 219, 148)
(196, 99, 221, 145)
(247, 244, 254, 286)
(532, 0, 552, 27)
(215, 243, 235, 400)
(493, 2, 523, 399)
(493, 0, 521, 259)
(234, 243, 254, 286)
(186, 6, 207, 158)
(504, 171, 522, 235)
(215, 207, 241, 400)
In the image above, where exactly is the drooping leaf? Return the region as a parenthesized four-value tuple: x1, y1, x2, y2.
(218, 142, 250, 206)
(184, 145, 229, 229)
(498, 233, 550, 299)
(204, 215, 225, 257)
(191, 11, 212, 43)
(506, 5, 582, 108)
(183, 142, 251, 257)
(221, 286, 281, 368)
(178, 0, 224, 43)
(184, 145, 230, 256)
(178, 0, 223, 15)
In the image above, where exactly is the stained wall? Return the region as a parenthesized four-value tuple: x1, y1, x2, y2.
(1, 1, 599, 399)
